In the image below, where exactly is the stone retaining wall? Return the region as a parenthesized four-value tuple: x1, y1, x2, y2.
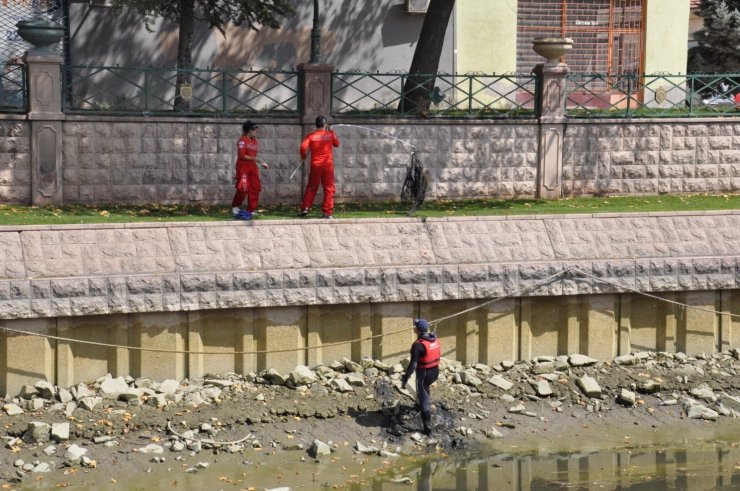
(0, 213, 738, 394)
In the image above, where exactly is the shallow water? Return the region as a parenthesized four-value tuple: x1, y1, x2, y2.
(370, 442, 740, 490)
(20, 425, 740, 490)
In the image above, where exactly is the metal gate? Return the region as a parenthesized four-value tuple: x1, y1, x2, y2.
(517, 0, 645, 75)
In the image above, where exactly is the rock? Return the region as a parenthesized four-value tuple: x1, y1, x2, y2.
(500, 394, 515, 403)
(410, 433, 425, 442)
(262, 368, 287, 386)
(4, 403, 23, 416)
(134, 378, 153, 389)
(204, 379, 233, 389)
(158, 379, 180, 395)
(484, 428, 504, 439)
(149, 394, 168, 408)
(23, 422, 51, 444)
(535, 355, 555, 363)
(72, 384, 95, 400)
(19, 385, 38, 399)
(93, 436, 114, 444)
(64, 444, 87, 462)
(660, 399, 677, 406)
(344, 372, 366, 387)
(501, 360, 515, 370)
(185, 392, 207, 406)
(342, 358, 364, 373)
(33, 462, 51, 473)
(690, 385, 717, 402)
(355, 441, 380, 455)
(569, 354, 598, 367)
(307, 439, 331, 458)
(617, 389, 636, 406)
(100, 376, 129, 396)
(360, 357, 375, 369)
(329, 378, 353, 393)
(488, 375, 514, 391)
(201, 387, 222, 401)
(79, 396, 102, 412)
(43, 445, 56, 456)
(28, 398, 45, 412)
(364, 367, 379, 378)
(51, 423, 69, 442)
(614, 354, 637, 365)
(373, 360, 392, 372)
(509, 404, 526, 414)
(34, 381, 56, 399)
(532, 362, 554, 374)
(171, 441, 186, 452)
(688, 405, 718, 421)
(390, 363, 404, 374)
(577, 376, 602, 398)
(289, 365, 318, 386)
(81, 456, 96, 468)
(637, 380, 661, 394)
(283, 443, 304, 451)
(57, 388, 73, 404)
(118, 389, 144, 402)
(137, 444, 164, 454)
(64, 402, 77, 417)
(535, 380, 552, 397)
(460, 371, 483, 388)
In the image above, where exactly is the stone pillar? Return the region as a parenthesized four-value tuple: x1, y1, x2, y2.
(23, 51, 64, 205)
(533, 62, 569, 199)
(298, 63, 333, 126)
(532, 38, 572, 199)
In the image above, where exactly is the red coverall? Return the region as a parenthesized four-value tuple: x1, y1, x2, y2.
(231, 135, 260, 212)
(300, 129, 340, 215)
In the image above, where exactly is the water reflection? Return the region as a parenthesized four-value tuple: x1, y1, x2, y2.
(367, 441, 740, 490)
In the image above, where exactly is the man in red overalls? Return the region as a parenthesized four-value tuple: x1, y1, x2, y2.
(298, 116, 340, 219)
(231, 120, 268, 220)
(401, 318, 440, 436)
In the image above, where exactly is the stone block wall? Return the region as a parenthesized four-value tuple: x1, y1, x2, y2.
(0, 119, 30, 204)
(564, 121, 740, 196)
(2, 115, 739, 206)
(59, 119, 539, 205)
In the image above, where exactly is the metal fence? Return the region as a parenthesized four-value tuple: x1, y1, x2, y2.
(62, 65, 300, 117)
(331, 72, 538, 119)
(567, 73, 740, 118)
(0, 63, 26, 112)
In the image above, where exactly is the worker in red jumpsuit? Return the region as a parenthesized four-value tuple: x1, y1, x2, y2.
(231, 120, 268, 220)
(401, 318, 440, 436)
(298, 116, 340, 219)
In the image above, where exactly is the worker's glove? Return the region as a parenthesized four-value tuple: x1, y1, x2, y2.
(400, 376, 408, 387)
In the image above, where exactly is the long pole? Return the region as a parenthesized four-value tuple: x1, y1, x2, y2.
(310, 0, 322, 63)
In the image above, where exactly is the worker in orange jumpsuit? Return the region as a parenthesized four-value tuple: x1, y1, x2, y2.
(231, 120, 268, 220)
(298, 116, 340, 219)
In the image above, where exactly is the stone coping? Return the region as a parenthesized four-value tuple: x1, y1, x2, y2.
(0, 212, 737, 319)
(1, 209, 738, 232)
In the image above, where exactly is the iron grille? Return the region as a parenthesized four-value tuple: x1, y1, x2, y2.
(517, 0, 645, 75)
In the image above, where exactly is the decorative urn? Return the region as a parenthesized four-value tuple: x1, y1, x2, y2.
(532, 37, 574, 65)
(16, 20, 65, 54)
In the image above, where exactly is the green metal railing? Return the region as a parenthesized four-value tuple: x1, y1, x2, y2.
(331, 72, 537, 118)
(63, 65, 300, 117)
(566, 73, 740, 118)
(0, 63, 26, 113)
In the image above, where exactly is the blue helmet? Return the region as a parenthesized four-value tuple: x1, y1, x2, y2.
(413, 318, 429, 332)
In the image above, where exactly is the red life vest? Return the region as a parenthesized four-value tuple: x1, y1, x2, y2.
(416, 338, 440, 369)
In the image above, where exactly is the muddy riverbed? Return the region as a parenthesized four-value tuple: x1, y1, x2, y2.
(2, 350, 739, 489)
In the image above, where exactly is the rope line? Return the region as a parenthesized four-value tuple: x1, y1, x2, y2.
(0, 268, 572, 355)
(0, 266, 737, 355)
(570, 267, 740, 320)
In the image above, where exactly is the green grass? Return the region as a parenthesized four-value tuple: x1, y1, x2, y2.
(0, 194, 738, 226)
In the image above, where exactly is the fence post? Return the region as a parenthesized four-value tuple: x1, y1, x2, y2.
(297, 63, 333, 126)
(23, 49, 65, 205)
(532, 38, 571, 199)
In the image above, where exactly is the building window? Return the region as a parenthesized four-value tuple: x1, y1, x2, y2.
(517, 0, 645, 74)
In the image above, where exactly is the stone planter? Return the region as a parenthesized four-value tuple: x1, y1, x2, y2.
(16, 20, 65, 54)
(532, 37, 573, 65)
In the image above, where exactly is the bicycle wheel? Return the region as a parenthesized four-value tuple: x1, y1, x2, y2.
(400, 167, 414, 203)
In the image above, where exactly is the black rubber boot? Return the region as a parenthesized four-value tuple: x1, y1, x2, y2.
(421, 410, 432, 436)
